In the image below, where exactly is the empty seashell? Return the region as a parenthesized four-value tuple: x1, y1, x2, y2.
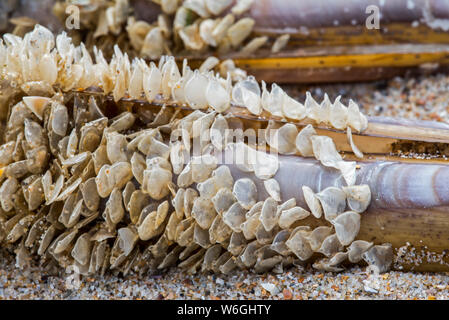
(240, 240, 260, 267)
(233, 178, 257, 210)
(184, 188, 199, 219)
(330, 96, 348, 130)
(179, 22, 206, 51)
(286, 230, 313, 261)
(209, 214, 232, 244)
(192, 111, 216, 147)
(347, 127, 363, 159)
(211, 14, 235, 44)
(141, 27, 164, 60)
(342, 184, 371, 213)
(185, 71, 209, 109)
(205, 0, 232, 15)
(278, 206, 310, 229)
(197, 177, 219, 199)
(194, 223, 211, 248)
(79, 127, 101, 153)
(0, 141, 15, 166)
(223, 202, 246, 232)
(211, 187, 236, 215)
(206, 77, 231, 113)
(306, 226, 334, 251)
(240, 36, 268, 55)
(332, 211, 361, 246)
(233, 76, 261, 115)
(51, 103, 69, 136)
(191, 154, 217, 183)
(128, 190, 151, 224)
(228, 232, 247, 256)
(240, 210, 260, 240)
(80, 177, 100, 212)
(138, 208, 164, 241)
(142, 164, 172, 200)
(362, 243, 393, 273)
(253, 149, 279, 180)
(305, 92, 325, 124)
(184, 0, 210, 17)
(192, 197, 216, 229)
(278, 198, 296, 213)
(302, 186, 323, 219)
(282, 94, 307, 121)
(169, 141, 186, 175)
(199, 19, 218, 47)
(272, 34, 290, 53)
(199, 57, 220, 73)
(347, 100, 368, 132)
(161, 0, 179, 14)
(171, 188, 185, 220)
(161, 57, 181, 100)
(260, 197, 278, 232)
(110, 112, 136, 132)
(24, 119, 44, 149)
(71, 233, 92, 266)
(269, 123, 298, 154)
(261, 82, 284, 117)
(295, 125, 317, 157)
(231, 0, 254, 15)
(54, 230, 78, 255)
(143, 62, 162, 103)
(61, 152, 91, 167)
(227, 18, 255, 47)
(318, 234, 344, 257)
(130, 152, 145, 185)
(270, 230, 291, 256)
(313, 252, 347, 272)
(316, 187, 347, 221)
(104, 188, 125, 228)
(311, 135, 342, 169)
(263, 179, 281, 202)
(106, 132, 128, 164)
(22, 96, 50, 120)
(210, 115, 229, 150)
(347, 240, 373, 263)
(202, 244, 222, 271)
(337, 160, 357, 186)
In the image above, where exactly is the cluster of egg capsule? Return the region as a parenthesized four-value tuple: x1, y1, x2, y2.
(0, 26, 393, 276)
(52, 0, 289, 60)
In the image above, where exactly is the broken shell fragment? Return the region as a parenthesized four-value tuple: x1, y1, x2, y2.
(286, 230, 313, 261)
(347, 240, 373, 263)
(263, 178, 281, 202)
(259, 197, 278, 232)
(302, 186, 323, 219)
(278, 207, 310, 229)
(316, 187, 347, 221)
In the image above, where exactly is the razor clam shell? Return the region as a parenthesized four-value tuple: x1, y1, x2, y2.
(218, 147, 449, 210)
